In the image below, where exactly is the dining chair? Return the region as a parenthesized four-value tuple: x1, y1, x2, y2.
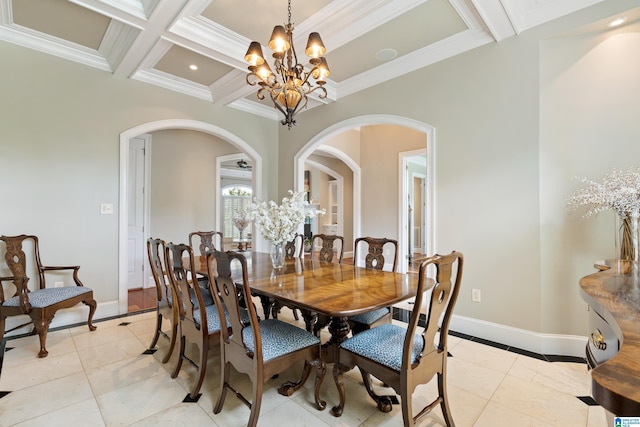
(348, 237, 399, 335)
(188, 230, 224, 256)
(164, 242, 234, 400)
(0, 234, 97, 358)
(146, 237, 178, 363)
(310, 233, 344, 263)
(285, 233, 304, 259)
(332, 251, 463, 427)
(208, 249, 326, 427)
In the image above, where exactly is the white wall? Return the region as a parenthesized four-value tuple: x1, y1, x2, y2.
(539, 21, 640, 335)
(149, 129, 239, 244)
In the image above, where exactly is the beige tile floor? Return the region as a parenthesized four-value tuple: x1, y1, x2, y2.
(0, 305, 609, 427)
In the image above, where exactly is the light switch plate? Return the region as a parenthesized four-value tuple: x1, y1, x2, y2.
(100, 203, 114, 214)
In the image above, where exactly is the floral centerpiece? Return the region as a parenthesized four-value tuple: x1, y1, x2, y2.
(567, 167, 640, 262)
(247, 190, 324, 268)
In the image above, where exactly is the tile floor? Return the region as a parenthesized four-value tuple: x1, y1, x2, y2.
(0, 303, 610, 427)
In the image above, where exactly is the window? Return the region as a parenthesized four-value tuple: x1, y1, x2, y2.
(222, 186, 252, 239)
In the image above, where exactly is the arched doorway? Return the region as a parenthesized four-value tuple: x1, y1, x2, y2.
(294, 115, 435, 273)
(118, 119, 262, 314)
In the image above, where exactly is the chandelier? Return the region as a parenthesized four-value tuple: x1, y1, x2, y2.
(244, 0, 330, 129)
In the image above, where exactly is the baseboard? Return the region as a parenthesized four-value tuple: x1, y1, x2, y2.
(450, 314, 588, 358)
(3, 300, 121, 338)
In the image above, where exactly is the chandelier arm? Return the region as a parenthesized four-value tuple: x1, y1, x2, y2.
(307, 85, 328, 100)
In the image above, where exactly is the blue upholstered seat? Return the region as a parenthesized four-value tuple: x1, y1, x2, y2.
(3, 286, 92, 308)
(242, 319, 321, 362)
(347, 307, 389, 326)
(339, 323, 424, 371)
(193, 304, 249, 333)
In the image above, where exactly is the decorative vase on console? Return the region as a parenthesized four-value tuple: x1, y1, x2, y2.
(232, 209, 250, 242)
(247, 190, 325, 270)
(568, 167, 640, 277)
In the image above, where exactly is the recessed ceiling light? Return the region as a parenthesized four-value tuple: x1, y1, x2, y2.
(189, 64, 198, 71)
(609, 16, 627, 27)
(376, 48, 397, 62)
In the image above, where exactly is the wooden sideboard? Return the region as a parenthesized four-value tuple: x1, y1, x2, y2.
(579, 264, 640, 416)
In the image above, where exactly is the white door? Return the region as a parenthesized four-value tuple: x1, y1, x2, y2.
(127, 137, 146, 290)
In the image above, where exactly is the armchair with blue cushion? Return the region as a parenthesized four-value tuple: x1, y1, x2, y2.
(0, 234, 96, 358)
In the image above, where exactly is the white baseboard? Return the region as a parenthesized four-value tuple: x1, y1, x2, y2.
(450, 314, 588, 358)
(3, 300, 121, 339)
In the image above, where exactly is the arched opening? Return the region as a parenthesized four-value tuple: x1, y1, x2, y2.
(118, 119, 262, 314)
(294, 115, 435, 273)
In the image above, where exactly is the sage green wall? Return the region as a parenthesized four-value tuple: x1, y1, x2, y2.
(360, 125, 425, 242)
(0, 40, 278, 306)
(149, 129, 238, 244)
(278, 1, 637, 337)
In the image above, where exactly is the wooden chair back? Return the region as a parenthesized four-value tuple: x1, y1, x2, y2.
(188, 231, 224, 257)
(285, 233, 304, 259)
(146, 237, 178, 363)
(165, 242, 221, 399)
(354, 237, 398, 272)
(311, 234, 344, 263)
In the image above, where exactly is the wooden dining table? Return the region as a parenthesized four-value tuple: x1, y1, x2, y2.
(194, 251, 423, 410)
(197, 252, 420, 358)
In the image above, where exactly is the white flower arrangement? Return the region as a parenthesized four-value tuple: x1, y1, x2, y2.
(567, 167, 640, 261)
(567, 167, 640, 219)
(247, 190, 325, 244)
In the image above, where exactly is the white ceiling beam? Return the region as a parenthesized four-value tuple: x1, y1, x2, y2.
(112, 0, 188, 77)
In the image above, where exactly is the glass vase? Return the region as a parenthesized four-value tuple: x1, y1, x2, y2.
(270, 242, 285, 270)
(615, 212, 639, 274)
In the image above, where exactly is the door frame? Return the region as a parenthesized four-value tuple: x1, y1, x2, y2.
(127, 134, 151, 290)
(399, 148, 433, 274)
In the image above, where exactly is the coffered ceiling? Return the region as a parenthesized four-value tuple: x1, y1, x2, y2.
(0, 0, 606, 122)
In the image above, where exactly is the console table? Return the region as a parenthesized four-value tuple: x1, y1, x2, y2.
(579, 263, 640, 416)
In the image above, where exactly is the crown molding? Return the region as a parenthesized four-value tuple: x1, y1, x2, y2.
(0, 24, 111, 71)
(133, 68, 213, 101)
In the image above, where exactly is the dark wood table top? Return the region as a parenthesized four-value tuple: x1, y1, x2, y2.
(579, 267, 640, 416)
(196, 252, 421, 318)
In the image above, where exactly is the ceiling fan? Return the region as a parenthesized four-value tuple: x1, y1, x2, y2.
(236, 159, 252, 170)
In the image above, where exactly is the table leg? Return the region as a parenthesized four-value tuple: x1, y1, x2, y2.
(257, 295, 272, 320)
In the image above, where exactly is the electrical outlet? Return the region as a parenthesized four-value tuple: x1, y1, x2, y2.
(472, 288, 481, 302)
(54, 281, 64, 288)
